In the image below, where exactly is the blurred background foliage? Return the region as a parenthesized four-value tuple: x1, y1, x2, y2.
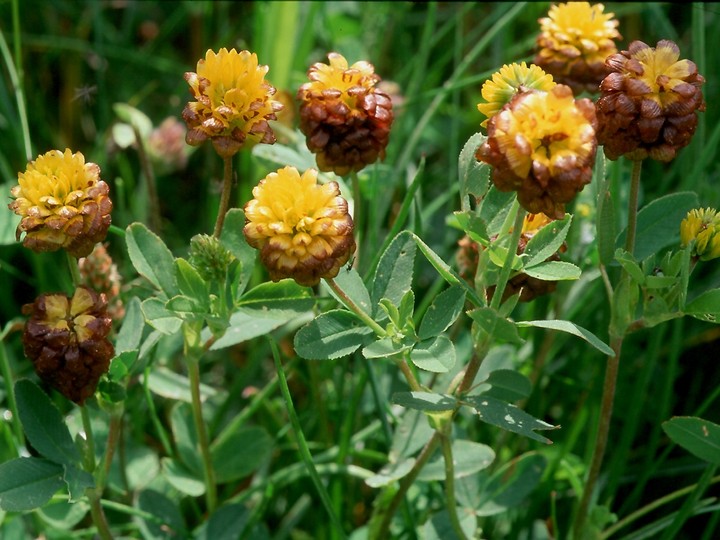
(1, 2, 720, 537)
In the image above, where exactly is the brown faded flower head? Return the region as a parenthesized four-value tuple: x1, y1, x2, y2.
(596, 40, 706, 162)
(182, 48, 283, 158)
(534, 2, 621, 94)
(8, 149, 112, 258)
(297, 52, 394, 176)
(243, 166, 356, 286)
(476, 85, 598, 219)
(22, 286, 115, 405)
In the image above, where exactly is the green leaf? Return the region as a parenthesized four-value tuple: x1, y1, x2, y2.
(410, 336, 456, 373)
(170, 403, 202, 475)
(365, 459, 416, 488)
(418, 285, 466, 340)
(194, 503, 251, 540)
(524, 214, 572, 267)
(237, 279, 314, 313)
(615, 249, 645, 284)
(211, 426, 273, 483)
(363, 337, 412, 359)
(160, 458, 205, 497)
(165, 295, 207, 317)
(685, 289, 720, 323)
(478, 187, 515, 238)
(37, 499, 90, 530)
(398, 289, 416, 326)
(423, 507, 477, 540)
(0, 193, 20, 245)
(468, 307, 522, 345)
(644, 275, 678, 289)
(115, 297, 144, 354)
(458, 132, 490, 209)
(135, 489, 187, 540)
(515, 319, 614, 356)
(475, 452, 547, 516)
(391, 392, 457, 412)
(174, 258, 209, 308)
(113, 103, 153, 138)
(220, 209, 257, 296)
(412, 233, 482, 306)
(463, 395, 556, 444)
(371, 231, 416, 315)
(15, 380, 81, 466)
(453, 210, 490, 246)
(126, 222, 178, 296)
(62, 464, 94, 503)
(294, 310, 374, 360)
(662, 417, 720, 464)
(523, 261, 581, 281)
(0, 457, 64, 512)
(390, 410, 434, 461)
(328, 266, 372, 315)
(147, 367, 218, 404)
(417, 440, 495, 481)
(616, 191, 699, 260)
(479, 369, 532, 402)
(141, 298, 183, 335)
(209, 305, 313, 351)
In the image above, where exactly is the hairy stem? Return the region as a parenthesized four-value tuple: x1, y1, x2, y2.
(325, 277, 386, 336)
(213, 156, 234, 238)
(81, 407, 113, 540)
(187, 354, 217, 512)
(440, 432, 468, 540)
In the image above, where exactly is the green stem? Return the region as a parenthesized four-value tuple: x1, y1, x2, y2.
(351, 171, 362, 269)
(395, 354, 422, 392)
(213, 156, 234, 238)
(573, 159, 643, 538)
(132, 124, 161, 234)
(187, 354, 217, 512)
(81, 407, 113, 540)
(0, 340, 24, 445)
(143, 366, 174, 457)
(440, 432, 468, 540)
(490, 205, 525, 311)
(376, 431, 441, 537)
(269, 337, 347, 539)
(96, 406, 123, 492)
(66, 252, 82, 289)
(602, 473, 720, 539)
(325, 277, 386, 336)
(660, 464, 718, 540)
(624, 160, 643, 256)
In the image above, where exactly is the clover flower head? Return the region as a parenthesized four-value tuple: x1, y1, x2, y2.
(22, 286, 114, 404)
(148, 116, 190, 174)
(297, 52, 394, 175)
(476, 85, 598, 219)
(535, 2, 621, 94)
(681, 208, 720, 261)
(597, 40, 706, 162)
(477, 62, 556, 127)
(9, 149, 112, 258)
(243, 166, 356, 286)
(189, 233, 237, 283)
(79, 243, 124, 321)
(182, 48, 283, 158)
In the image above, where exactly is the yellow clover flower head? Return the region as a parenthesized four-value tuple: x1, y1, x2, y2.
(243, 166, 356, 287)
(22, 286, 114, 405)
(681, 208, 720, 261)
(477, 62, 556, 128)
(297, 52, 394, 176)
(597, 40, 706, 162)
(182, 48, 283, 158)
(9, 149, 113, 258)
(476, 85, 598, 219)
(535, 2, 621, 94)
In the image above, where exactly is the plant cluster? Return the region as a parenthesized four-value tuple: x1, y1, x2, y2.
(1, 2, 720, 539)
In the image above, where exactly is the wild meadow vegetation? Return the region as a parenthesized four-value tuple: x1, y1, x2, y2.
(1, 2, 720, 539)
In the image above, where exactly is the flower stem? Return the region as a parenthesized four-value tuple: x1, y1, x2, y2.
(440, 432, 468, 540)
(490, 205, 526, 311)
(0, 12, 32, 161)
(81, 406, 113, 540)
(269, 337, 347, 538)
(66, 252, 82, 289)
(351, 171, 362, 269)
(96, 405, 124, 493)
(213, 156, 234, 238)
(572, 159, 643, 538)
(187, 353, 217, 513)
(395, 354, 422, 392)
(325, 277, 386, 336)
